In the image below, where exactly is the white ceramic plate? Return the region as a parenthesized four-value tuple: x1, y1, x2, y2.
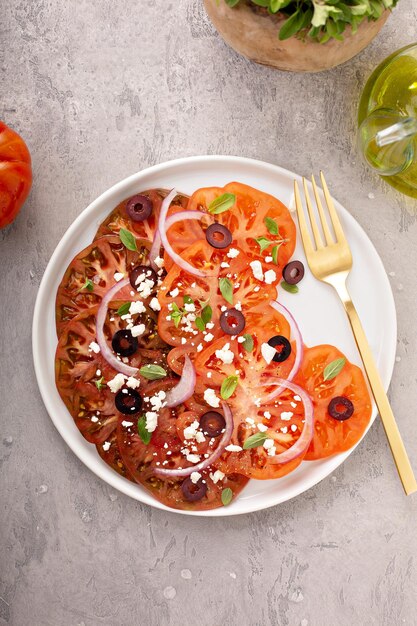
(32, 155, 397, 516)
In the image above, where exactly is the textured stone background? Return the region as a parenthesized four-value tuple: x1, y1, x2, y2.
(1, 1, 417, 625)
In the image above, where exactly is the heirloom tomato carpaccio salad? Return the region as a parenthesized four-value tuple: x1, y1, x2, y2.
(55, 182, 372, 511)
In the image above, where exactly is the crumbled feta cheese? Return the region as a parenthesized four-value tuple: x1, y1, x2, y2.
(220, 305, 227, 312)
(102, 441, 111, 451)
(149, 297, 161, 312)
(264, 269, 277, 284)
(91, 416, 99, 423)
(220, 262, 230, 268)
(129, 300, 146, 315)
(290, 402, 297, 408)
(246, 417, 255, 425)
(207, 371, 212, 378)
(184, 421, 200, 440)
(169, 288, 179, 297)
(107, 373, 126, 393)
(184, 303, 196, 313)
(209, 470, 225, 484)
(215, 343, 234, 364)
(291, 424, 298, 432)
(96, 369, 101, 376)
(149, 390, 166, 411)
(264, 411, 271, 419)
(137, 278, 154, 299)
(227, 248, 240, 258)
(131, 324, 146, 337)
(114, 272, 124, 282)
(294, 395, 301, 401)
(257, 423, 268, 432)
(263, 438, 275, 450)
(126, 376, 140, 389)
(237, 336, 245, 343)
(250, 260, 264, 281)
(121, 421, 133, 427)
(265, 256, 273, 263)
(234, 301, 242, 311)
(281, 411, 293, 421)
(154, 256, 164, 269)
(205, 322, 214, 330)
(88, 341, 100, 354)
(253, 286, 260, 292)
(195, 431, 206, 443)
(121, 313, 132, 321)
(204, 333, 214, 342)
(190, 472, 202, 484)
(186, 454, 200, 464)
(225, 444, 242, 452)
(204, 388, 220, 408)
(145, 411, 158, 432)
(196, 343, 203, 352)
(181, 337, 187, 345)
(261, 342, 277, 364)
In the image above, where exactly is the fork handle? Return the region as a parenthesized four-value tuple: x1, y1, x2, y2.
(332, 278, 417, 495)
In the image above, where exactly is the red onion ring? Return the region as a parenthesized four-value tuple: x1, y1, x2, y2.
(96, 277, 139, 377)
(154, 401, 233, 477)
(165, 355, 196, 407)
(158, 189, 211, 278)
(264, 300, 304, 400)
(259, 379, 313, 464)
(149, 209, 206, 271)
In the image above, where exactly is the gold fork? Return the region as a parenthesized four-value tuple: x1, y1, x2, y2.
(294, 172, 417, 495)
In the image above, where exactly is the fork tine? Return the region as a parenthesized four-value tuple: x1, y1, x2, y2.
(302, 177, 323, 249)
(319, 171, 346, 243)
(293, 180, 315, 257)
(311, 175, 335, 245)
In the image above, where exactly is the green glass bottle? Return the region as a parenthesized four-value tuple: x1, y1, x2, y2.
(358, 43, 417, 199)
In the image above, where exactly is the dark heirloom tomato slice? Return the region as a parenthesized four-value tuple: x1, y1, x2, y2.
(295, 345, 372, 460)
(55, 235, 151, 332)
(95, 189, 188, 241)
(157, 241, 277, 348)
(96, 432, 134, 481)
(55, 307, 170, 444)
(187, 182, 296, 278)
(116, 384, 248, 510)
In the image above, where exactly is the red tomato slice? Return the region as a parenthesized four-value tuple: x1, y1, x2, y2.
(187, 182, 296, 280)
(55, 235, 151, 332)
(295, 345, 372, 460)
(116, 384, 249, 510)
(96, 431, 135, 481)
(0, 121, 32, 228)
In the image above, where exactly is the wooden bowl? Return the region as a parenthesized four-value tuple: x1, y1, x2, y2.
(204, 0, 390, 73)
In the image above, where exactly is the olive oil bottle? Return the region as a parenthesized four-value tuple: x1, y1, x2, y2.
(358, 43, 417, 199)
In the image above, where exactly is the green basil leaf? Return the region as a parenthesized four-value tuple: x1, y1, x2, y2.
(94, 376, 105, 391)
(195, 317, 206, 332)
(119, 228, 138, 252)
(242, 333, 254, 352)
(171, 311, 182, 328)
(139, 364, 167, 380)
(278, 9, 304, 41)
(243, 432, 268, 450)
(225, 0, 240, 6)
(219, 277, 234, 304)
(281, 281, 299, 294)
(117, 302, 131, 316)
(221, 375, 238, 399)
(323, 357, 346, 381)
(137, 415, 152, 445)
(201, 305, 213, 325)
(207, 193, 236, 215)
(254, 236, 272, 253)
(271, 244, 279, 265)
(264, 217, 278, 235)
(221, 487, 233, 506)
(183, 295, 194, 305)
(78, 278, 94, 293)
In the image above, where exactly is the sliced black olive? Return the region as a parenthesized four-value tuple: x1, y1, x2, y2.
(328, 396, 354, 421)
(129, 265, 158, 289)
(282, 260, 305, 285)
(112, 329, 138, 357)
(181, 477, 208, 502)
(205, 223, 233, 249)
(126, 194, 153, 222)
(200, 411, 226, 437)
(267, 335, 291, 362)
(115, 389, 143, 415)
(220, 308, 246, 335)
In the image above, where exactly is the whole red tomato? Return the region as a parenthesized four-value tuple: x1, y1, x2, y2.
(0, 121, 32, 228)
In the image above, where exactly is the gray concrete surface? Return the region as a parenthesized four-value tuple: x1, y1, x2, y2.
(1, 1, 417, 625)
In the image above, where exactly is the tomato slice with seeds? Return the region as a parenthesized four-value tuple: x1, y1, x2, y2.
(116, 384, 249, 510)
(294, 345, 372, 460)
(55, 235, 151, 332)
(187, 182, 296, 280)
(96, 431, 135, 481)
